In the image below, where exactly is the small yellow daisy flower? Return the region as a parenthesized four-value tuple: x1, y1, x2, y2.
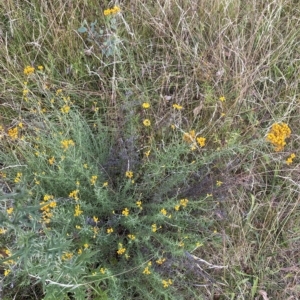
(143, 119, 151, 126)
(142, 102, 150, 109)
(172, 104, 183, 110)
(125, 171, 133, 179)
(196, 137, 206, 147)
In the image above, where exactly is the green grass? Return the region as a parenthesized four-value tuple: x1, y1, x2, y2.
(1, 0, 300, 299)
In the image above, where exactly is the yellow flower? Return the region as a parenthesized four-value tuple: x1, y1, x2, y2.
(43, 194, 54, 201)
(266, 123, 291, 152)
(6, 207, 13, 215)
(160, 208, 167, 216)
(0, 228, 7, 234)
(14, 172, 22, 183)
(172, 104, 183, 110)
(61, 139, 75, 151)
(103, 181, 108, 187)
(136, 200, 142, 209)
(174, 205, 180, 211)
(122, 208, 129, 216)
(37, 65, 44, 71)
(162, 279, 173, 288)
(62, 252, 73, 260)
(143, 119, 151, 127)
(183, 130, 195, 143)
(219, 96, 226, 102)
(8, 127, 18, 139)
(142, 266, 151, 275)
(196, 137, 206, 147)
(100, 267, 106, 274)
(84, 243, 89, 249)
(83, 163, 88, 169)
(61, 105, 70, 114)
(24, 66, 35, 75)
(117, 243, 126, 255)
(78, 248, 82, 254)
(4, 269, 11, 276)
(180, 198, 189, 207)
(286, 153, 296, 165)
(90, 175, 98, 185)
(49, 201, 56, 208)
(128, 234, 136, 240)
(107, 227, 114, 234)
(104, 5, 121, 16)
(125, 171, 133, 179)
(216, 181, 223, 187)
(74, 204, 83, 217)
(151, 224, 157, 232)
(144, 150, 151, 158)
(142, 102, 150, 109)
(69, 190, 79, 201)
(48, 156, 55, 165)
(76, 225, 81, 229)
(56, 89, 63, 95)
(156, 258, 166, 265)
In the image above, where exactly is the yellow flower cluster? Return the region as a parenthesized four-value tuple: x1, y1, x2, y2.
(107, 227, 114, 234)
(122, 208, 129, 216)
(266, 123, 291, 152)
(14, 172, 22, 183)
(0, 228, 7, 234)
(40, 194, 56, 224)
(74, 204, 83, 217)
(174, 198, 189, 210)
(160, 208, 167, 215)
(156, 257, 166, 265)
(125, 171, 133, 179)
(48, 156, 55, 165)
(183, 130, 196, 143)
(286, 153, 296, 165)
(69, 189, 79, 201)
(196, 137, 206, 147)
(24, 66, 35, 75)
(151, 224, 157, 232)
(104, 6, 121, 16)
(136, 200, 142, 209)
(183, 130, 206, 148)
(142, 262, 152, 275)
(61, 139, 75, 151)
(172, 104, 183, 110)
(90, 175, 98, 185)
(8, 127, 18, 139)
(62, 252, 73, 261)
(3, 249, 14, 265)
(61, 104, 70, 114)
(117, 243, 126, 255)
(127, 234, 136, 240)
(162, 279, 173, 288)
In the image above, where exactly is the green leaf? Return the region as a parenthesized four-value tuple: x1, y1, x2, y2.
(77, 27, 87, 33)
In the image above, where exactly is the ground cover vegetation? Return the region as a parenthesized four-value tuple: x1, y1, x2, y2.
(0, 0, 300, 299)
